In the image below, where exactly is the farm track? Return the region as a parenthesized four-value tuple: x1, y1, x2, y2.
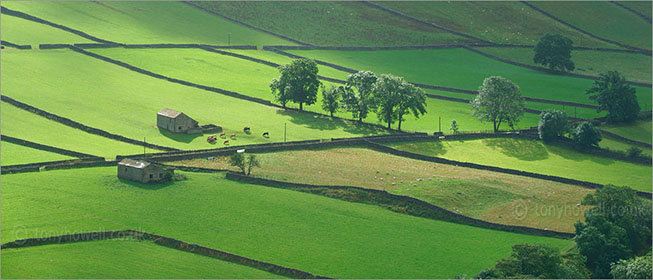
(1, 95, 179, 152)
(521, 1, 652, 53)
(1, 135, 102, 159)
(1, 230, 330, 279)
(610, 1, 652, 23)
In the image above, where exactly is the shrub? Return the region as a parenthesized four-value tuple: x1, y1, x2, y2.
(573, 122, 602, 149)
(626, 147, 643, 158)
(538, 110, 569, 142)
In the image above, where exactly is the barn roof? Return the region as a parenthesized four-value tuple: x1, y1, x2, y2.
(157, 108, 183, 118)
(118, 158, 151, 169)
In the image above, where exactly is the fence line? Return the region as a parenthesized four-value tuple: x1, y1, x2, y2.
(0, 229, 329, 279)
(0, 95, 178, 152)
(0, 41, 31, 49)
(610, 1, 652, 24)
(599, 129, 653, 149)
(1, 135, 101, 159)
(520, 1, 651, 53)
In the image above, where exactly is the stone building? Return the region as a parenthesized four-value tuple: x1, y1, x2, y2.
(117, 159, 170, 183)
(157, 108, 200, 134)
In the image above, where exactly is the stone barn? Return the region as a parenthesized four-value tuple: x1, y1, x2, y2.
(157, 108, 200, 133)
(117, 159, 170, 184)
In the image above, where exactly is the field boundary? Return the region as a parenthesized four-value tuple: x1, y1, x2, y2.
(0, 230, 330, 279)
(361, 1, 493, 44)
(0, 41, 31, 49)
(521, 1, 651, 53)
(226, 171, 575, 239)
(1, 95, 179, 152)
(67, 45, 399, 133)
(362, 139, 652, 198)
(1, 157, 113, 175)
(463, 46, 652, 88)
(182, 1, 313, 46)
(599, 129, 653, 149)
(264, 47, 603, 110)
(0, 7, 116, 44)
(1, 135, 101, 159)
(610, 1, 652, 23)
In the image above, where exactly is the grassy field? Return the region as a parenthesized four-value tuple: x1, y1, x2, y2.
(598, 137, 652, 158)
(601, 120, 653, 145)
(1, 167, 572, 278)
(1, 103, 148, 159)
(531, 1, 652, 50)
(0, 14, 93, 46)
(172, 146, 594, 233)
(1, 49, 387, 150)
(288, 48, 652, 110)
(387, 138, 652, 192)
(0, 142, 73, 166)
(478, 47, 653, 84)
(620, 1, 653, 16)
(227, 49, 351, 80)
(89, 47, 541, 132)
(192, 1, 479, 46)
(0, 239, 283, 279)
(0, 1, 292, 46)
(373, 1, 614, 48)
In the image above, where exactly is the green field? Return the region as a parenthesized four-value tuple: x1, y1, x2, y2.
(1, 103, 149, 159)
(477, 47, 653, 84)
(602, 120, 653, 145)
(0, 1, 292, 46)
(227, 49, 351, 80)
(172, 146, 593, 233)
(1, 239, 283, 279)
(599, 137, 652, 158)
(620, 1, 653, 16)
(192, 1, 478, 47)
(387, 138, 652, 192)
(1, 167, 572, 278)
(1, 49, 387, 150)
(288, 48, 652, 110)
(531, 1, 652, 50)
(0, 15, 93, 45)
(0, 142, 73, 166)
(373, 1, 614, 48)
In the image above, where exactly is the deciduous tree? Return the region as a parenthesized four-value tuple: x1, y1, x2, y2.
(342, 71, 378, 122)
(270, 58, 321, 111)
(538, 109, 569, 142)
(471, 76, 525, 132)
(586, 71, 640, 123)
(320, 85, 341, 117)
(534, 34, 575, 72)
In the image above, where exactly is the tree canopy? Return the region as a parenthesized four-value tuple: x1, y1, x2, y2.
(321, 85, 342, 117)
(342, 71, 378, 122)
(572, 121, 602, 149)
(471, 76, 525, 132)
(270, 58, 321, 111)
(373, 74, 427, 130)
(538, 109, 569, 142)
(534, 34, 575, 72)
(586, 71, 640, 123)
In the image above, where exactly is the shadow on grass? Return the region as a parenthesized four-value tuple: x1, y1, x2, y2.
(482, 138, 549, 161)
(158, 128, 204, 143)
(276, 110, 390, 136)
(117, 178, 175, 190)
(545, 143, 616, 166)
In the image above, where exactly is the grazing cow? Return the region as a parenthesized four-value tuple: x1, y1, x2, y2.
(223, 140, 229, 145)
(207, 135, 217, 143)
(243, 126, 250, 132)
(262, 132, 269, 138)
(230, 133, 236, 139)
(219, 132, 226, 138)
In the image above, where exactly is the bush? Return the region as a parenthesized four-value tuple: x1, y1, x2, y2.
(573, 122, 602, 149)
(626, 147, 643, 158)
(610, 254, 652, 279)
(538, 110, 569, 142)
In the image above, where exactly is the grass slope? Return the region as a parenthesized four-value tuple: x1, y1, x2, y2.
(602, 120, 653, 145)
(172, 146, 593, 233)
(387, 138, 652, 192)
(288, 48, 652, 110)
(373, 1, 614, 48)
(0, 1, 292, 46)
(599, 137, 652, 158)
(1, 104, 147, 158)
(191, 1, 478, 46)
(0, 142, 73, 166)
(619, 1, 653, 17)
(478, 47, 652, 85)
(1, 167, 572, 278)
(0, 239, 283, 279)
(89, 47, 540, 132)
(531, 1, 652, 50)
(1, 49, 386, 150)
(0, 15, 93, 45)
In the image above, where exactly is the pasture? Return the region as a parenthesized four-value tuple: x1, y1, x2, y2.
(0, 142, 72, 166)
(288, 48, 652, 109)
(387, 138, 652, 192)
(0, 14, 92, 46)
(602, 120, 653, 145)
(171, 146, 594, 233)
(1, 239, 283, 279)
(0, 167, 572, 278)
(0, 1, 292, 46)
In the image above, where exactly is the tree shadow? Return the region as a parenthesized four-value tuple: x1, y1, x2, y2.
(158, 128, 204, 143)
(276, 110, 389, 136)
(545, 142, 616, 166)
(482, 138, 550, 161)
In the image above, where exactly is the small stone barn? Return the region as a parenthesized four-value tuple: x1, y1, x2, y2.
(117, 159, 170, 184)
(157, 108, 200, 134)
